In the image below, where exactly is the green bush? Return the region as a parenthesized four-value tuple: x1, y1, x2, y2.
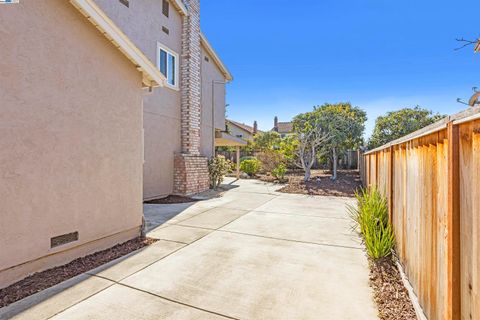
(240, 156, 256, 162)
(208, 156, 231, 190)
(348, 188, 395, 259)
(272, 163, 287, 180)
(240, 159, 261, 176)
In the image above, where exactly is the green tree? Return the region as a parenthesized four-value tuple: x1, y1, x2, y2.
(252, 131, 281, 151)
(368, 106, 445, 149)
(314, 103, 367, 180)
(292, 112, 331, 181)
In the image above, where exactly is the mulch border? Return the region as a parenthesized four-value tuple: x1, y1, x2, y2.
(369, 255, 417, 320)
(0, 237, 158, 308)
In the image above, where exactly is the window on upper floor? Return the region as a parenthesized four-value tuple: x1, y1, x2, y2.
(162, 0, 169, 17)
(157, 43, 178, 89)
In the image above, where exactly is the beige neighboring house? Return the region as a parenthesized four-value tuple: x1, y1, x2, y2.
(94, 0, 233, 199)
(272, 116, 294, 137)
(226, 119, 259, 142)
(0, 0, 165, 288)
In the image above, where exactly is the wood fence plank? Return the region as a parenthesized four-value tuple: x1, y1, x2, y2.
(447, 122, 461, 320)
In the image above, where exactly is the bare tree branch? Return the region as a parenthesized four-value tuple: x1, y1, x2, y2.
(454, 37, 478, 51)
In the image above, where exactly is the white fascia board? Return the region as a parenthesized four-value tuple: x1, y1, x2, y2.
(70, 0, 166, 88)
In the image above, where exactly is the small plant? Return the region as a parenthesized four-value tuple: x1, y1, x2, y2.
(348, 188, 395, 259)
(208, 156, 231, 190)
(272, 163, 287, 180)
(256, 150, 285, 173)
(240, 158, 261, 177)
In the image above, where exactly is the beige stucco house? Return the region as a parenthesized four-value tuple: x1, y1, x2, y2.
(0, 0, 166, 288)
(94, 0, 233, 199)
(226, 119, 259, 142)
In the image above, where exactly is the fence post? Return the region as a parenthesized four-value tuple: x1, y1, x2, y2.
(447, 121, 461, 320)
(389, 145, 394, 224)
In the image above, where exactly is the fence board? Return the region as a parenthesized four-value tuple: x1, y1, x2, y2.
(359, 109, 480, 320)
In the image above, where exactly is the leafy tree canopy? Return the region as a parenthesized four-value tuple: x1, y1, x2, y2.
(252, 131, 281, 151)
(368, 106, 445, 149)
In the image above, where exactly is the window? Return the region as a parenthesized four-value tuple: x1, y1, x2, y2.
(162, 0, 169, 17)
(157, 43, 178, 89)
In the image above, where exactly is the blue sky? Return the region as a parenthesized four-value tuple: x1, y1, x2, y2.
(202, 0, 479, 137)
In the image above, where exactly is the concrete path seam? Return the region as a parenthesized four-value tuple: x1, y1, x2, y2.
(214, 229, 364, 251)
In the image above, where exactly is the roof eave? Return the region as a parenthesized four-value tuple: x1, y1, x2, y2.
(70, 0, 166, 88)
(475, 40, 480, 53)
(170, 0, 188, 16)
(200, 33, 233, 81)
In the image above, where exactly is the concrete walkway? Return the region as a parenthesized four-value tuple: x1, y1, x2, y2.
(1, 178, 378, 320)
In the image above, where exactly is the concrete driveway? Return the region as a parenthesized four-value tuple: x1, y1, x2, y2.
(1, 178, 378, 320)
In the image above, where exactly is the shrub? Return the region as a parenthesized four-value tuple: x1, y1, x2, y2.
(208, 156, 231, 190)
(348, 188, 395, 259)
(240, 156, 256, 162)
(272, 163, 287, 180)
(256, 150, 285, 173)
(240, 159, 261, 176)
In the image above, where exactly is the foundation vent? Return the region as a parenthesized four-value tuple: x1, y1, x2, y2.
(51, 232, 79, 248)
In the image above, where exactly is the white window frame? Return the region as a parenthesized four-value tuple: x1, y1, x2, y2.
(156, 42, 179, 90)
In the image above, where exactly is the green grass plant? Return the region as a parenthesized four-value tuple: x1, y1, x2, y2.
(348, 188, 395, 259)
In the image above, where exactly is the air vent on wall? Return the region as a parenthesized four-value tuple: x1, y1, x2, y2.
(162, 26, 170, 35)
(51, 232, 79, 248)
(204, 56, 210, 62)
(162, 0, 169, 17)
(119, 0, 129, 7)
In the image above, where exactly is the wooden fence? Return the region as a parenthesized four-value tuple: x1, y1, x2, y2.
(359, 107, 480, 320)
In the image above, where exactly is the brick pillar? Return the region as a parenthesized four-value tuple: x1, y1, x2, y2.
(174, 0, 210, 195)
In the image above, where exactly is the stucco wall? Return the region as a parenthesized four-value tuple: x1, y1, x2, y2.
(228, 124, 253, 142)
(201, 46, 227, 157)
(95, 0, 182, 199)
(0, 0, 144, 287)
(94, 0, 227, 199)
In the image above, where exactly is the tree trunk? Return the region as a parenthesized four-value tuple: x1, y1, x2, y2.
(304, 166, 311, 182)
(331, 147, 338, 180)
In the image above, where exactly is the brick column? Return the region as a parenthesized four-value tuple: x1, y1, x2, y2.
(173, 0, 210, 195)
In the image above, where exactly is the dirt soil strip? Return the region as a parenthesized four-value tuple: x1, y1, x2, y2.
(0, 237, 158, 308)
(370, 256, 417, 320)
(261, 169, 362, 197)
(144, 195, 200, 204)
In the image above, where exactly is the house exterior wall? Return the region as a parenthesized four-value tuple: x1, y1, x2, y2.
(0, 0, 144, 288)
(94, 0, 183, 199)
(200, 46, 228, 157)
(95, 0, 228, 198)
(227, 124, 253, 142)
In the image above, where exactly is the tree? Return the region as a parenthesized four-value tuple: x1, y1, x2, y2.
(368, 106, 445, 149)
(293, 112, 331, 181)
(314, 103, 367, 180)
(252, 131, 281, 151)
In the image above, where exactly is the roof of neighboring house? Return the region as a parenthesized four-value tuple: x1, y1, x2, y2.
(275, 122, 294, 134)
(70, 0, 166, 88)
(200, 33, 233, 81)
(226, 119, 255, 134)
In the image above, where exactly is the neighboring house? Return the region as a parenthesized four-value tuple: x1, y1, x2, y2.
(0, 0, 165, 288)
(94, 0, 233, 199)
(226, 119, 259, 142)
(272, 116, 294, 137)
